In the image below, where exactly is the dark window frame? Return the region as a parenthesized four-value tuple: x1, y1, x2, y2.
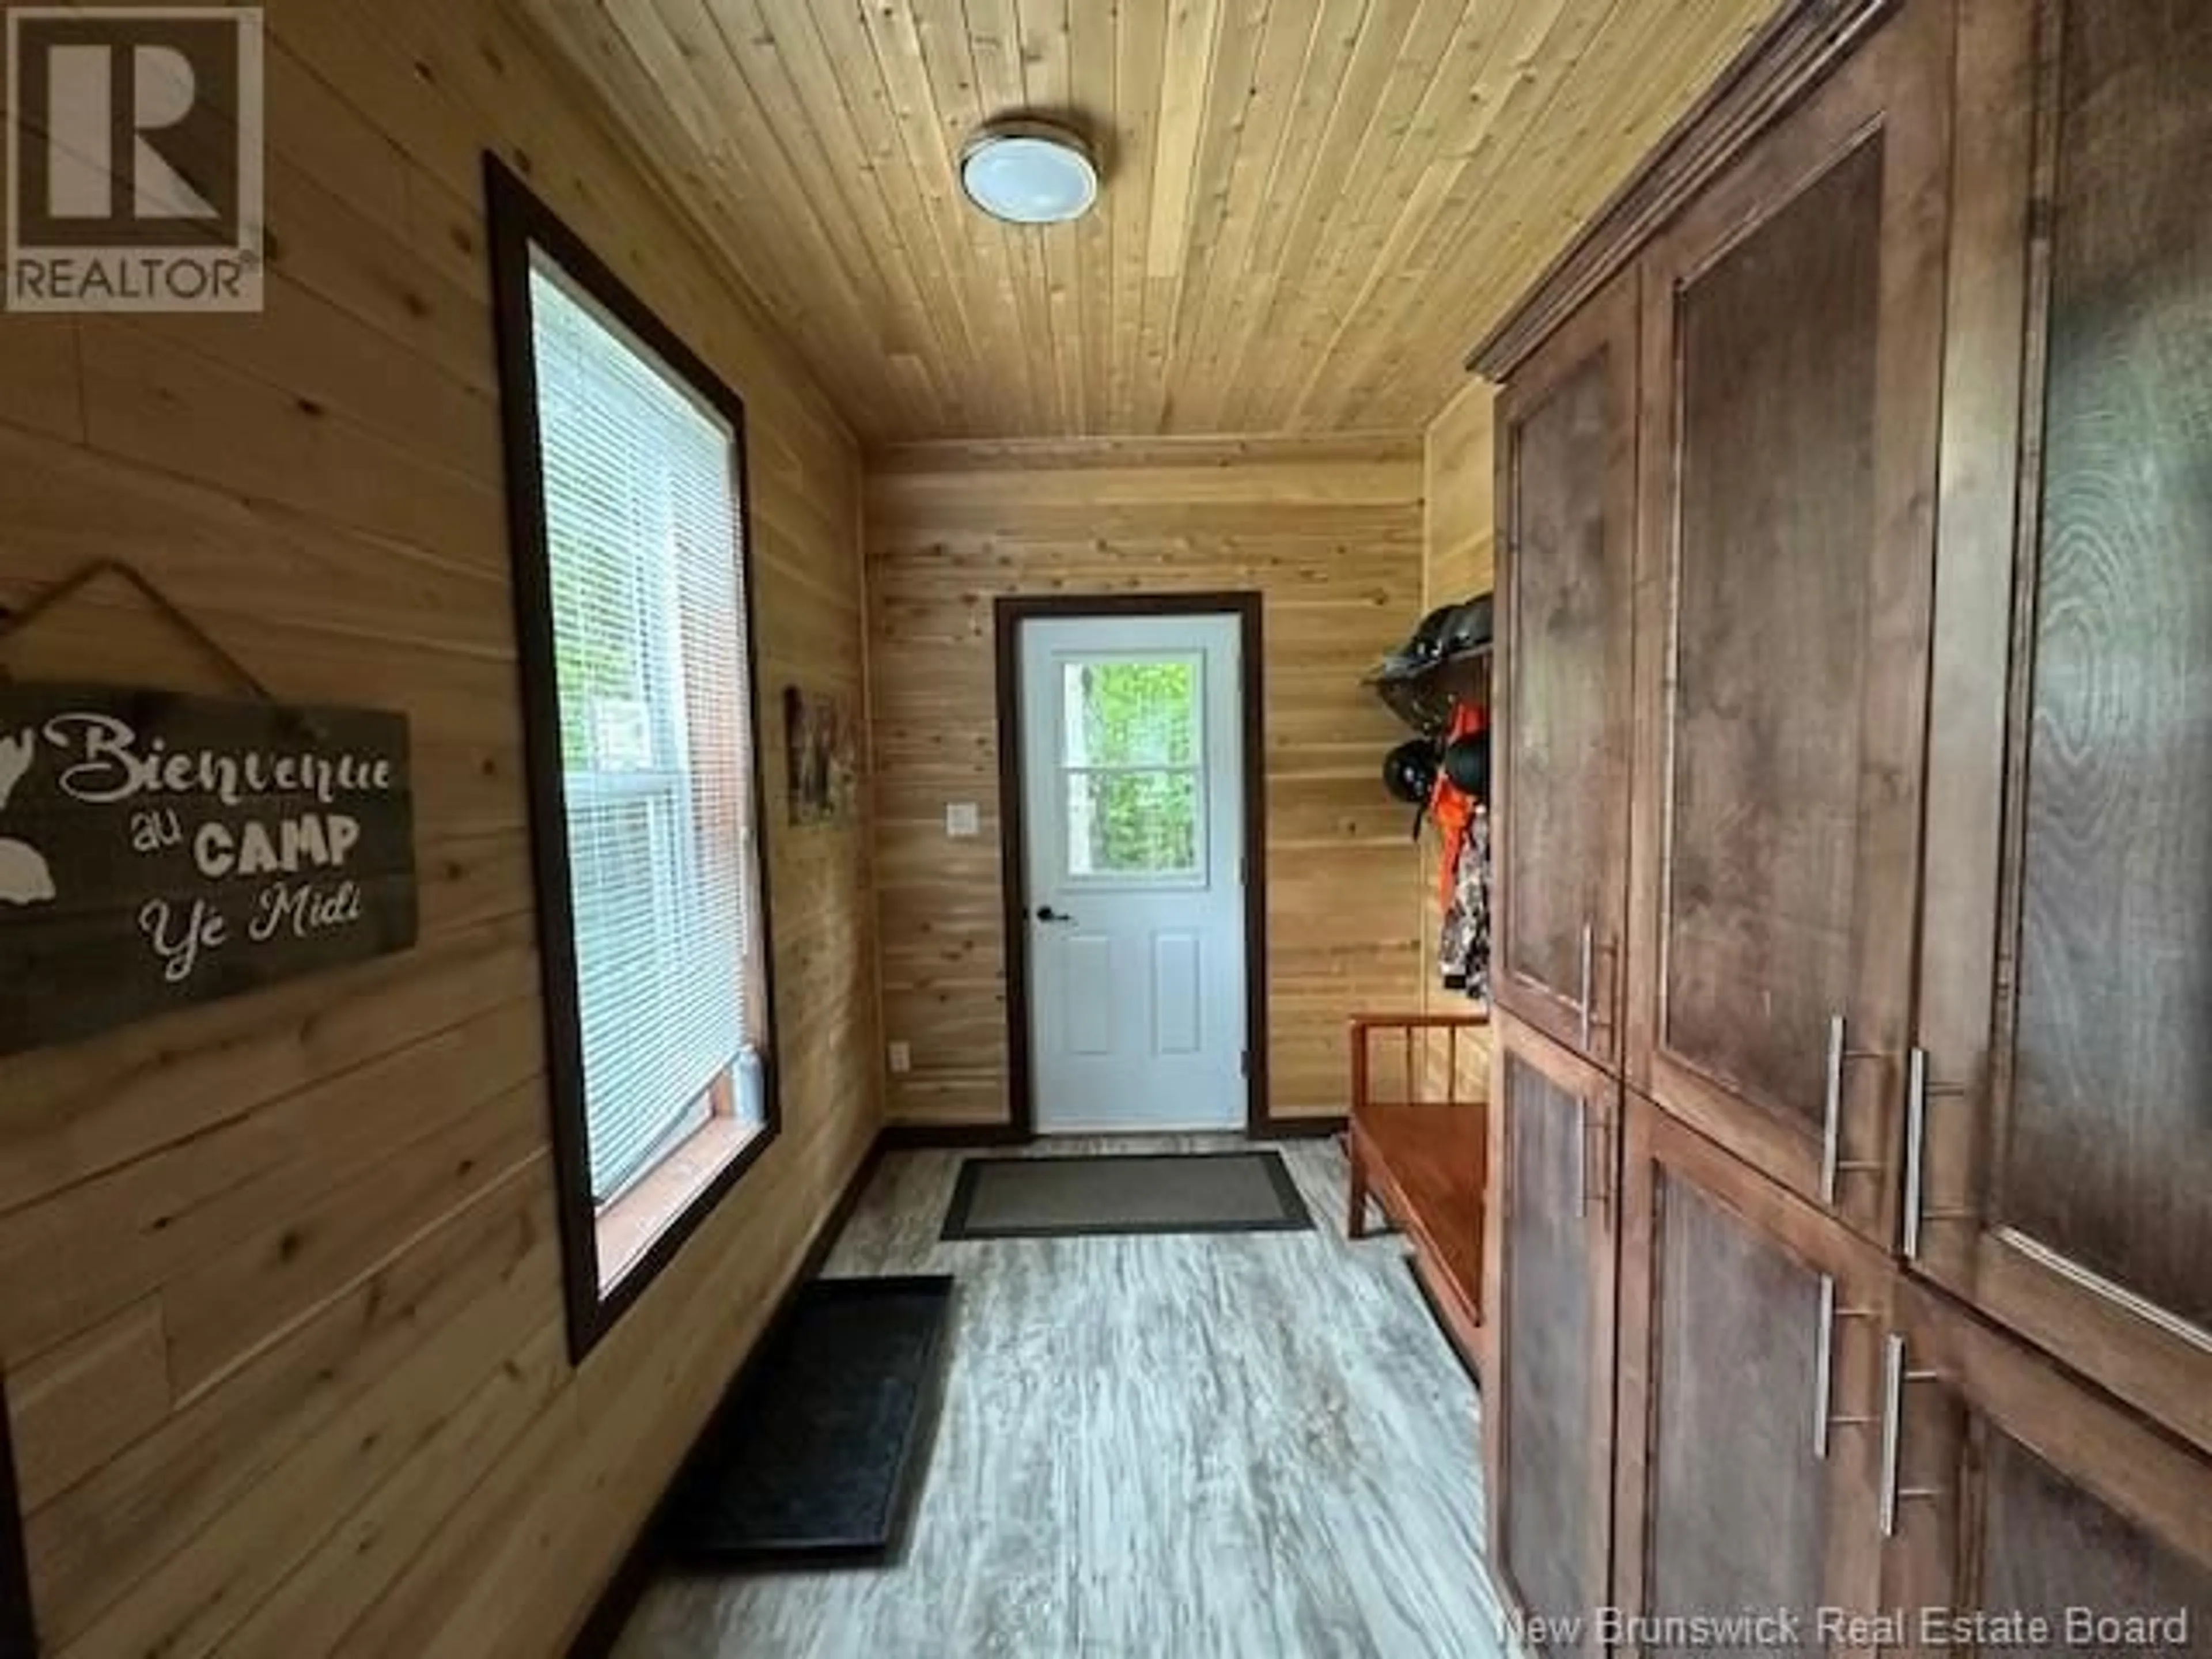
(484, 156, 782, 1361)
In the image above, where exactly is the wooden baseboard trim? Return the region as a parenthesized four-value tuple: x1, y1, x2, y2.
(880, 1120, 1347, 1146)
(877, 1123, 1032, 1149)
(567, 1126, 889, 1658)
(1251, 1115, 1349, 1140)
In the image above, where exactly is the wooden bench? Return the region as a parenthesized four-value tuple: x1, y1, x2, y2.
(1346, 1013, 1488, 1374)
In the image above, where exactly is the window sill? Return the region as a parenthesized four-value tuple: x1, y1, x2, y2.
(594, 1112, 766, 1296)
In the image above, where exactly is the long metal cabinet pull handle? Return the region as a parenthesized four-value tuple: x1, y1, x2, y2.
(1878, 1334, 1906, 1537)
(1876, 1330, 1948, 1537)
(1904, 1049, 1930, 1260)
(1813, 1275, 1837, 1460)
(1822, 1016, 1847, 1203)
(1903, 1046, 1969, 1259)
(1822, 1014, 1884, 1206)
(1574, 1093, 1589, 1218)
(1578, 922, 1594, 1051)
(1588, 1100, 1609, 1219)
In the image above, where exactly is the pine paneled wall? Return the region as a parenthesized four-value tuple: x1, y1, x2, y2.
(1424, 382, 1498, 603)
(866, 435, 1427, 1128)
(1420, 381, 1498, 1100)
(0, 3, 878, 1656)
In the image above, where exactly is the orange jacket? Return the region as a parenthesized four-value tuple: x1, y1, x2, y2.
(1428, 702, 1487, 907)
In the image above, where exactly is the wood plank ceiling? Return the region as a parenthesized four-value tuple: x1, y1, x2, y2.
(514, 0, 1783, 443)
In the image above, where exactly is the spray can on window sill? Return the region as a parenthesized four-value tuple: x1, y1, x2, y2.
(737, 1044, 766, 1126)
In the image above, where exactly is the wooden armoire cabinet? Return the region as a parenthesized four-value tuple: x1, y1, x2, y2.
(1475, 0, 2212, 1647)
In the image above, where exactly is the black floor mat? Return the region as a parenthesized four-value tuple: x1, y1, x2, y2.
(663, 1275, 955, 1567)
(941, 1150, 1315, 1239)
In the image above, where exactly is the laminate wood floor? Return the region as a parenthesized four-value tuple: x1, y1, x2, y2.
(612, 1135, 1517, 1659)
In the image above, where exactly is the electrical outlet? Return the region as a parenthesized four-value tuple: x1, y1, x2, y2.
(945, 801, 980, 838)
(888, 1041, 912, 1075)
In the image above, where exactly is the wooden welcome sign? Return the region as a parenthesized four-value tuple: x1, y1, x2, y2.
(0, 683, 418, 1057)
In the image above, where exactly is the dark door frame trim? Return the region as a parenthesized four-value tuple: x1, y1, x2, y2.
(993, 592, 1274, 1138)
(2, 1370, 34, 1659)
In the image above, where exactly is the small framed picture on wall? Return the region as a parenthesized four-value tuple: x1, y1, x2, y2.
(783, 686, 859, 827)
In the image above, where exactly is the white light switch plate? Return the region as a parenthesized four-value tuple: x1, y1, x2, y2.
(945, 802, 980, 838)
(888, 1041, 912, 1074)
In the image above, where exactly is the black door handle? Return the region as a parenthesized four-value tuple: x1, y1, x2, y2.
(1035, 905, 1077, 924)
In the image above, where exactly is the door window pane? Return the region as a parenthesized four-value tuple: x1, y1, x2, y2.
(1056, 653, 1206, 882)
(1066, 770, 1201, 876)
(1062, 659, 1199, 766)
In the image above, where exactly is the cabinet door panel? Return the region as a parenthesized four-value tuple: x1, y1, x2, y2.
(1880, 1278, 2212, 1656)
(1495, 270, 1637, 1070)
(1916, 0, 2212, 1456)
(1662, 141, 1881, 1140)
(1490, 1012, 1618, 1653)
(2005, 0, 2212, 1358)
(1652, 1178, 1832, 1639)
(1979, 1431, 2212, 1644)
(1612, 1100, 1884, 1653)
(1628, 0, 1951, 1242)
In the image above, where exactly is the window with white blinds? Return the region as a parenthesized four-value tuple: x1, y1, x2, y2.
(527, 250, 763, 1209)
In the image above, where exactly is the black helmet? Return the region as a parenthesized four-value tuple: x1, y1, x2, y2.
(1382, 737, 1440, 806)
(1440, 596, 1493, 657)
(1376, 605, 1457, 679)
(1441, 730, 1490, 800)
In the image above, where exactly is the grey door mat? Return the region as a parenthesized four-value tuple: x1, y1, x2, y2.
(941, 1150, 1314, 1240)
(662, 1275, 955, 1567)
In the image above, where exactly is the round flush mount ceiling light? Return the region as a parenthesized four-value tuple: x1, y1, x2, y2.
(960, 120, 1099, 225)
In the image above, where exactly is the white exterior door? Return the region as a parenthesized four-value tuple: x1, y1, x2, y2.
(1018, 613, 1248, 1132)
